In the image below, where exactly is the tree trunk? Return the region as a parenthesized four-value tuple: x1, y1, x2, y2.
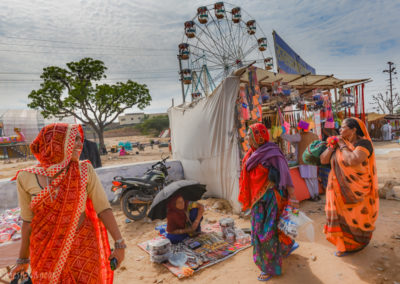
(96, 126, 107, 155)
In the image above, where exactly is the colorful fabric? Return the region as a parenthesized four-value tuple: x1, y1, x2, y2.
(324, 117, 379, 253)
(13, 123, 113, 283)
(251, 188, 294, 276)
(319, 167, 330, 189)
(245, 142, 294, 191)
(239, 148, 270, 212)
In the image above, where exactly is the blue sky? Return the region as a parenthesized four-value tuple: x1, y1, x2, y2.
(0, 0, 399, 113)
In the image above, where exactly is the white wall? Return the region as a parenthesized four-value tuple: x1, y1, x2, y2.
(0, 160, 184, 211)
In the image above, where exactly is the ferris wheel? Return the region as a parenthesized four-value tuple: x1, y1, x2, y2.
(178, 2, 274, 102)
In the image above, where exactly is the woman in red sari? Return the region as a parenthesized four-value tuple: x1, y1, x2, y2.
(10, 123, 125, 283)
(239, 123, 299, 282)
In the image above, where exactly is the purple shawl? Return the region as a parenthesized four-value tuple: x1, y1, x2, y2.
(246, 142, 294, 189)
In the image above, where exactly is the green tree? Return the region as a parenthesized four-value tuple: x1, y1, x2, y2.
(28, 58, 151, 151)
(138, 115, 169, 134)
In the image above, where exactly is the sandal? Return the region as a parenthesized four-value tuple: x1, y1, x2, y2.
(257, 272, 272, 282)
(334, 251, 355, 257)
(285, 242, 299, 258)
(334, 247, 364, 257)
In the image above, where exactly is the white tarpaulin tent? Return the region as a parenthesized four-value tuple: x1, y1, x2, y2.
(168, 75, 242, 212)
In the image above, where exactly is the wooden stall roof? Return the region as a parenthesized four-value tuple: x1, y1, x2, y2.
(236, 68, 370, 90)
(367, 112, 387, 122)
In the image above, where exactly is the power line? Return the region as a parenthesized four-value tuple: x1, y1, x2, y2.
(0, 49, 172, 56)
(0, 41, 174, 52)
(0, 35, 176, 51)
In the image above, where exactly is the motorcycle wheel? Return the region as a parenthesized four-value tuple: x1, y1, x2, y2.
(121, 191, 149, 221)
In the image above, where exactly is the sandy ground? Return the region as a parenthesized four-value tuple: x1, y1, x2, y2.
(1, 139, 400, 284)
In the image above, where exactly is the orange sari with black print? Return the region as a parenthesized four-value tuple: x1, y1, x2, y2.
(324, 118, 379, 252)
(13, 123, 113, 283)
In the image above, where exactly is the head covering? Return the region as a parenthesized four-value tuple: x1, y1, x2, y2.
(166, 195, 189, 233)
(249, 123, 269, 148)
(13, 123, 84, 179)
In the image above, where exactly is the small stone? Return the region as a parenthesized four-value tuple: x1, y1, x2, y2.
(376, 267, 385, 272)
(208, 219, 217, 224)
(157, 279, 164, 284)
(391, 234, 400, 240)
(311, 256, 317, 261)
(136, 256, 145, 261)
(384, 277, 388, 281)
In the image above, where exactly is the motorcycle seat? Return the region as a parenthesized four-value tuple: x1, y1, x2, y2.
(122, 177, 156, 188)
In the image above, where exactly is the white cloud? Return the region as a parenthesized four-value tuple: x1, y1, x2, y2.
(0, 0, 399, 113)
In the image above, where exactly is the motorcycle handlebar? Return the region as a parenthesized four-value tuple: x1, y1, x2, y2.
(151, 156, 169, 168)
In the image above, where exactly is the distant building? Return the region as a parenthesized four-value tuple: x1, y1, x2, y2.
(118, 112, 167, 126)
(118, 113, 145, 125)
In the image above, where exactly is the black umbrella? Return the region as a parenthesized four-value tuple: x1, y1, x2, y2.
(147, 180, 207, 220)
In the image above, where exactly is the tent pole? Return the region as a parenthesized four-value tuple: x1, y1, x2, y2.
(177, 55, 185, 103)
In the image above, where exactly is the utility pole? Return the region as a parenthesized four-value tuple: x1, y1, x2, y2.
(383, 61, 397, 114)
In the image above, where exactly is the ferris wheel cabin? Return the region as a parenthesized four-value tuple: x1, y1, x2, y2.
(231, 7, 241, 23)
(197, 6, 208, 24)
(185, 21, 196, 38)
(258, 37, 267, 51)
(214, 2, 225, 19)
(246, 20, 256, 35)
(178, 43, 190, 60)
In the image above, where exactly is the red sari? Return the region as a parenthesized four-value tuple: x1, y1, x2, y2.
(13, 123, 113, 283)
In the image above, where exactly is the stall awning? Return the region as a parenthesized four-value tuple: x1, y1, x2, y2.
(236, 68, 370, 89)
(367, 112, 387, 122)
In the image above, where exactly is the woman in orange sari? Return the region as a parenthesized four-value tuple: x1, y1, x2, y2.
(10, 123, 125, 283)
(320, 118, 379, 256)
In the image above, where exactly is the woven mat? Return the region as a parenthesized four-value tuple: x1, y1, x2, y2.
(138, 223, 251, 279)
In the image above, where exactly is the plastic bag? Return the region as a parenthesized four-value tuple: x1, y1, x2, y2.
(291, 211, 315, 242)
(278, 207, 315, 242)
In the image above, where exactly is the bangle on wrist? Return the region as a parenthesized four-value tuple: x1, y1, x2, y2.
(115, 242, 127, 249)
(16, 258, 30, 264)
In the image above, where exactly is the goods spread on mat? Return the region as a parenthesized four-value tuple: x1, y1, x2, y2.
(0, 208, 22, 245)
(138, 220, 251, 279)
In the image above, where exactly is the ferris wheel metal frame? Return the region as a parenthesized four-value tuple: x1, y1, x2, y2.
(178, 2, 274, 103)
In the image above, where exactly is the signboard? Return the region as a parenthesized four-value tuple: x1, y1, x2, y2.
(273, 30, 316, 75)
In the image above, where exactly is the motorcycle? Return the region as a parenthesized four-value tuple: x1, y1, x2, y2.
(111, 154, 170, 221)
